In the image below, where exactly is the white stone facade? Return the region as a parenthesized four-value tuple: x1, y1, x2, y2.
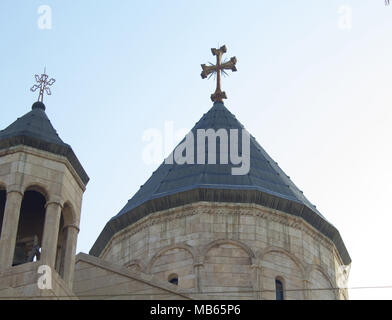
(99, 202, 349, 300)
(0, 145, 86, 296)
(0, 146, 350, 300)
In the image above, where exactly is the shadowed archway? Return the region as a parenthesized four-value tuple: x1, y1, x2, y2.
(55, 202, 76, 279)
(13, 190, 46, 266)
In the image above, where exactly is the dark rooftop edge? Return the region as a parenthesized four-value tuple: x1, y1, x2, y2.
(90, 187, 351, 265)
(0, 134, 89, 185)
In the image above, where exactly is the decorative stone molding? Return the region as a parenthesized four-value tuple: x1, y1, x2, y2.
(100, 201, 341, 266)
(95, 201, 345, 299)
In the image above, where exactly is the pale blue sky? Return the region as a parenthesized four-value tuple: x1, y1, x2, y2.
(1, 1, 391, 299)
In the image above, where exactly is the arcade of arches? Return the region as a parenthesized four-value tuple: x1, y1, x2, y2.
(0, 185, 78, 284)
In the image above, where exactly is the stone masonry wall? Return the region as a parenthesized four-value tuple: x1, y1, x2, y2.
(0, 261, 77, 299)
(0, 146, 84, 217)
(99, 202, 349, 300)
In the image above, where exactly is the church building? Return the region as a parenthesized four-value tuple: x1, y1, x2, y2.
(0, 46, 350, 300)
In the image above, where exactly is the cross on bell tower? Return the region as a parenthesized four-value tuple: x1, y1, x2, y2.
(30, 68, 56, 103)
(201, 45, 237, 102)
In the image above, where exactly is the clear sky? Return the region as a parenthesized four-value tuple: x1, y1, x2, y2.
(0, 0, 391, 300)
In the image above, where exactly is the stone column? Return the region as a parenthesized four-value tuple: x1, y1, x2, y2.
(251, 264, 261, 300)
(303, 279, 312, 300)
(259, 266, 266, 300)
(0, 189, 23, 270)
(40, 201, 62, 269)
(62, 224, 79, 289)
(193, 256, 204, 293)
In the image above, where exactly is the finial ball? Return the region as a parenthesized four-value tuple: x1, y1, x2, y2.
(32, 101, 46, 111)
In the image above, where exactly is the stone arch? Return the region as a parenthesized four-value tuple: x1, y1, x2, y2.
(259, 246, 305, 300)
(55, 201, 77, 277)
(23, 183, 50, 202)
(306, 264, 337, 300)
(258, 246, 306, 277)
(201, 239, 255, 299)
(147, 243, 197, 290)
(201, 239, 256, 264)
(61, 201, 77, 226)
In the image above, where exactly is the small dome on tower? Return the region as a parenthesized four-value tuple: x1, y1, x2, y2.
(31, 101, 46, 111)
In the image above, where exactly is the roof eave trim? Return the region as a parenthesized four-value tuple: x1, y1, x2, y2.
(90, 188, 351, 265)
(0, 135, 89, 185)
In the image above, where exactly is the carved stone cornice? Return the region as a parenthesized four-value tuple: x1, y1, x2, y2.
(99, 201, 340, 267)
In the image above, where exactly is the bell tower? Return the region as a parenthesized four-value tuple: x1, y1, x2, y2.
(0, 75, 89, 298)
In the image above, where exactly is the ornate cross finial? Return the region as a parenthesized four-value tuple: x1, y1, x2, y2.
(201, 45, 237, 102)
(30, 68, 56, 103)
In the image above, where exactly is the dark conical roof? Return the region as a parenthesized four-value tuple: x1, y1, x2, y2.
(0, 102, 89, 185)
(115, 102, 321, 218)
(90, 102, 350, 265)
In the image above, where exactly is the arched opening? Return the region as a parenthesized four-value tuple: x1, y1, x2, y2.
(168, 273, 179, 286)
(0, 188, 6, 239)
(55, 203, 74, 279)
(12, 190, 46, 266)
(275, 277, 285, 301)
(55, 214, 65, 277)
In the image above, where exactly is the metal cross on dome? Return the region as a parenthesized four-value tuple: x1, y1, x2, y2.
(201, 45, 237, 102)
(30, 68, 56, 103)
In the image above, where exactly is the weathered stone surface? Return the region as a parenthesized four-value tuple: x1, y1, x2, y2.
(0, 145, 87, 298)
(98, 202, 349, 300)
(0, 262, 77, 300)
(0, 127, 349, 300)
(73, 253, 195, 300)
